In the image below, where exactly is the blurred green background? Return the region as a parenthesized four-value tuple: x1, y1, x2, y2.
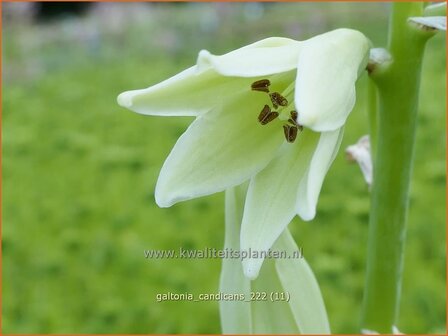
(2, 2, 446, 334)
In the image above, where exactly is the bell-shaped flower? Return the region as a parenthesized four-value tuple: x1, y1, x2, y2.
(118, 28, 370, 279)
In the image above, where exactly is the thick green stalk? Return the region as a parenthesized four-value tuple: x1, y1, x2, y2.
(367, 78, 378, 162)
(361, 2, 432, 333)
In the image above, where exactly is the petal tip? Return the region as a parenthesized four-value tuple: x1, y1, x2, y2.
(243, 266, 259, 281)
(296, 201, 316, 222)
(117, 91, 133, 108)
(242, 259, 261, 280)
(196, 49, 213, 72)
(155, 198, 172, 208)
(300, 210, 315, 222)
(154, 185, 175, 208)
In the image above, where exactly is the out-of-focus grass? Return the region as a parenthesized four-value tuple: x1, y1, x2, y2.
(2, 3, 446, 334)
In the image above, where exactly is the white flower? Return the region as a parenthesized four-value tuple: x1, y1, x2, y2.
(118, 28, 370, 279)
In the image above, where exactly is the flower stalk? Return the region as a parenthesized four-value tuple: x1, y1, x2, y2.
(361, 2, 433, 333)
(367, 78, 378, 163)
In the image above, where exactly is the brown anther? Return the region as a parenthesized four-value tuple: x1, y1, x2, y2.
(261, 111, 279, 125)
(258, 104, 270, 122)
(251, 79, 271, 93)
(290, 111, 298, 122)
(258, 104, 279, 125)
(283, 124, 298, 143)
(288, 110, 304, 131)
(269, 92, 288, 109)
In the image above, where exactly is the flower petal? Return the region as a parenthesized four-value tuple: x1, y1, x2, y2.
(117, 66, 239, 116)
(251, 259, 301, 334)
(295, 29, 370, 132)
(222, 187, 329, 334)
(296, 128, 344, 221)
(197, 37, 302, 77)
(274, 230, 331, 334)
(155, 91, 284, 207)
(220, 187, 252, 334)
(221, 186, 300, 334)
(241, 130, 320, 279)
(118, 37, 301, 116)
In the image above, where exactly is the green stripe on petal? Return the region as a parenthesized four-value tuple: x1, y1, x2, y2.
(117, 67, 238, 116)
(197, 37, 301, 77)
(296, 128, 344, 221)
(295, 29, 370, 132)
(155, 89, 284, 207)
(274, 230, 331, 334)
(241, 130, 320, 279)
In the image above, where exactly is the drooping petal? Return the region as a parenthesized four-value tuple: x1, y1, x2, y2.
(221, 186, 300, 334)
(117, 67, 239, 116)
(240, 130, 320, 279)
(274, 230, 331, 334)
(197, 37, 302, 77)
(295, 29, 370, 132)
(296, 128, 344, 221)
(220, 186, 252, 334)
(251, 259, 300, 334)
(222, 187, 330, 333)
(155, 90, 284, 207)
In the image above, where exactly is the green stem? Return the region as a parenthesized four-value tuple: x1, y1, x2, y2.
(367, 77, 378, 163)
(361, 2, 431, 333)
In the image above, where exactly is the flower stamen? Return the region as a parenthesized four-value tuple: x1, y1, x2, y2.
(251, 79, 303, 143)
(269, 92, 288, 109)
(258, 104, 279, 125)
(251, 79, 271, 93)
(251, 80, 303, 143)
(283, 124, 298, 143)
(283, 111, 304, 143)
(288, 110, 304, 131)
